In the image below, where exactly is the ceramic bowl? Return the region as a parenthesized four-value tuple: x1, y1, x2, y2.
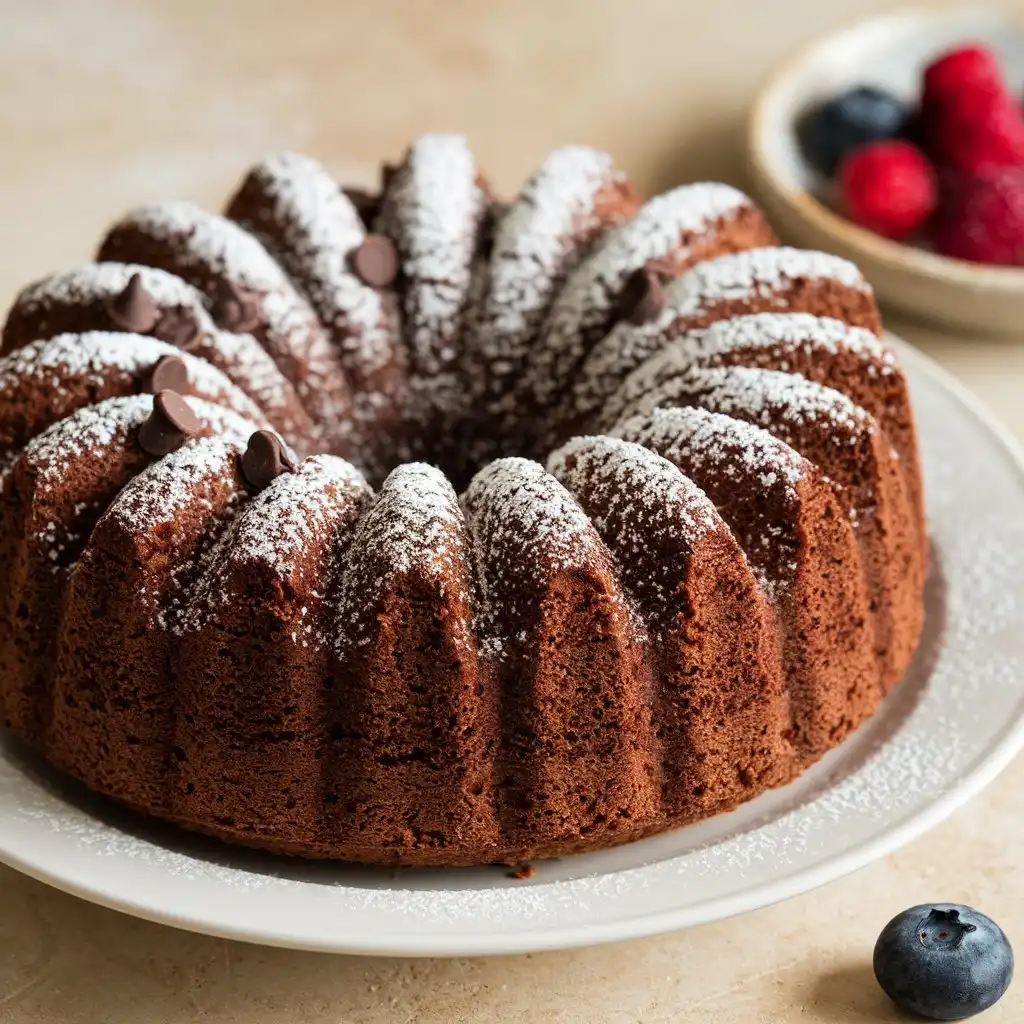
(748, 8, 1024, 336)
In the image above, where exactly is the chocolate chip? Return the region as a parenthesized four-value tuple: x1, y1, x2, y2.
(619, 267, 666, 326)
(240, 429, 298, 491)
(145, 354, 189, 394)
(212, 280, 261, 333)
(139, 390, 201, 457)
(105, 273, 159, 333)
(350, 235, 398, 288)
(343, 187, 381, 229)
(152, 304, 202, 352)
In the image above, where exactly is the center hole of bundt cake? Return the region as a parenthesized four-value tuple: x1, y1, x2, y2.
(404, 414, 537, 493)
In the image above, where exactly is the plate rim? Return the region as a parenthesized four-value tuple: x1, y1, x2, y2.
(2, 335, 1024, 957)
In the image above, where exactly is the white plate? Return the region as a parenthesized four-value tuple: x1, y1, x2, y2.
(748, 9, 1024, 336)
(2, 336, 1024, 957)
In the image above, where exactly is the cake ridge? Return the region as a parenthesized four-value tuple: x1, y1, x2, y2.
(226, 151, 400, 383)
(0, 330, 267, 427)
(378, 134, 488, 405)
(668, 245, 870, 317)
(98, 201, 355, 451)
(471, 146, 624, 385)
(522, 182, 756, 410)
(336, 462, 469, 649)
(23, 394, 155, 484)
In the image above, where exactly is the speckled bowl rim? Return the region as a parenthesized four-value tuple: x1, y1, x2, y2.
(1, 335, 1024, 957)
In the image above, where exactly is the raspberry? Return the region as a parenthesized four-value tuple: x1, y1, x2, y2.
(918, 44, 1024, 173)
(839, 141, 938, 240)
(922, 45, 1006, 107)
(924, 88, 1024, 172)
(932, 166, 1024, 265)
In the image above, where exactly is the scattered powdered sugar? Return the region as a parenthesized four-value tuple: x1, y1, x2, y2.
(628, 365, 871, 442)
(573, 308, 894, 434)
(7, 261, 303, 426)
(230, 454, 369, 572)
(336, 463, 469, 649)
(233, 153, 397, 378)
(202, 326, 297, 420)
(694, 366, 870, 436)
(548, 436, 726, 628)
(178, 454, 372, 641)
(106, 202, 346, 413)
(690, 312, 892, 366)
(12, 261, 212, 315)
(464, 457, 597, 571)
(0, 331, 266, 424)
(473, 146, 618, 382)
(461, 457, 626, 653)
(616, 404, 804, 494)
(525, 183, 752, 408)
(667, 246, 870, 322)
(381, 134, 486, 379)
(615, 405, 810, 596)
(24, 394, 154, 485)
(548, 434, 718, 545)
(105, 433, 246, 533)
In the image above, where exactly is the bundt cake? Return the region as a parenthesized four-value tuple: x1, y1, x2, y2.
(0, 134, 927, 866)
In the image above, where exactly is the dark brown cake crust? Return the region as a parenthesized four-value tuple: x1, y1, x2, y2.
(0, 137, 927, 867)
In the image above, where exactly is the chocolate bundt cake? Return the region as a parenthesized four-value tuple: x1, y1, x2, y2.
(0, 134, 927, 866)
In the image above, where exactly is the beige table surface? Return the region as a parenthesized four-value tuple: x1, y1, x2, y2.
(2, 1, 1024, 1020)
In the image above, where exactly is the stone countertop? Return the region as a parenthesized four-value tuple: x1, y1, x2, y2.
(1, 0, 1022, 1020)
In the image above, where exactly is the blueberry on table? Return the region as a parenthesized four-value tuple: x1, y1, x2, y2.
(800, 86, 908, 177)
(873, 904, 1013, 1020)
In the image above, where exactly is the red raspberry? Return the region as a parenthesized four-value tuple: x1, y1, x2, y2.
(839, 141, 938, 240)
(932, 166, 1024, 265)
(923, 45, 1006, 107)
(924, 88, 1024, 172)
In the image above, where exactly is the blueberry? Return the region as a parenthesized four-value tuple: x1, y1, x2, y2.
(873, 904, 1013, 1020)
(800, 86, 908, 177)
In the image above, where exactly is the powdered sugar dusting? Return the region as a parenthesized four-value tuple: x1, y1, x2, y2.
(7, 261, 303, 427)
(232, 153, 398, 378)
(464, 457, 597, 571)
(525, 183, 752, 408)
(668, 246, 870, 321)
(337, 463, 468, 648)
(0, 330, 266, 424)
(201, 326, 298, 423)
(107, 202, 350, 434)
(691, 312, 892, 364)
(549, 435, 727, 629)
(178, 454, 372, 641)
(462, 457, 619, 654)
(232, 454, 369, 570)
(105, 434, 246, 533)
(691, 366, 871, 436)
(600, 312, 895, 431)
(380, 134, 486, 408)
(616, 405, 804, 494)
(472, 146, 618, 388)
(549, 435, 718, 545)
(12, 261, 211, 316)
(24, 394, 154, 485)
(618, 365, 871, 441)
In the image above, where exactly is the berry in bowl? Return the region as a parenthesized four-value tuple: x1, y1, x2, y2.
(749, 10, 1024, 335)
